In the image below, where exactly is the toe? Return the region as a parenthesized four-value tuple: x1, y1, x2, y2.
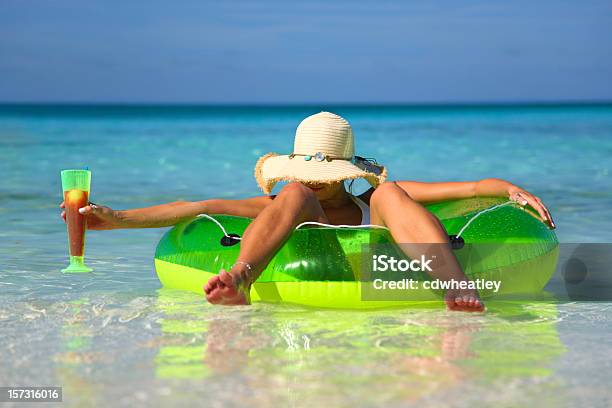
(219, 270, 235, 287)
(467, 298, 484, 312)
(204, 276, 219, 293)
(206, 288, 221, 303)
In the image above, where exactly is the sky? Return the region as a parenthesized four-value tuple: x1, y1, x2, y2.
(0, 0, 611, 104)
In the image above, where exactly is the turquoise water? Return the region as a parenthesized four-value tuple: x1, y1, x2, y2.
(1, 104, 612, 407)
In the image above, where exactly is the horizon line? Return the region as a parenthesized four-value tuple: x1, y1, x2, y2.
(1, 99, 612, 108)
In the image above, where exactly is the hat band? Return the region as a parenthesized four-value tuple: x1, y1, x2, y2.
(289, 152, 352, 162)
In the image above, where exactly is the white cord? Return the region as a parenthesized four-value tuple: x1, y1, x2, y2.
(455, 200, 513, 239)
(198, 200, 514, 242)
(196, 213, 387, 242)
(295, 221, 388, 230)
(197, 213, 242, 240)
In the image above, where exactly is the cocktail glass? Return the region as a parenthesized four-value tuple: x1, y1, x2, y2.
(61, 169, 93, 273)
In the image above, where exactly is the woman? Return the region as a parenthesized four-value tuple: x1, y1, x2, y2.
(60, 112, 555, 312)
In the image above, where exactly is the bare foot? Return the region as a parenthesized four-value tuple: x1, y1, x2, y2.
(445, 288, 485, 312)
(203, 269, 251, 305)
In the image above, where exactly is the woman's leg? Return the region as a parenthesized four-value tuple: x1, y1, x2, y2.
(369, 182, 484, 312)
(204, 182, 329, 305)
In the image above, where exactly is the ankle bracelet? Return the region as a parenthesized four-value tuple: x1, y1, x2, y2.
(232, 260, 253, 273)
(231, 261, 253, 289)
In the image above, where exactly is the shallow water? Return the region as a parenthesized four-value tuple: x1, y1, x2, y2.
(1, 104, 612, 407)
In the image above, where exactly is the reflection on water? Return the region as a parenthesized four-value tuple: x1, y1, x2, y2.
(153, 290, 566, 406)
(3, 287, 612, 406)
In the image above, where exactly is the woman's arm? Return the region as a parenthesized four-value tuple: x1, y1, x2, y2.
(395, 178, 555, 228)
(396, 178, 514, 203)
(60, 196, 273, 230)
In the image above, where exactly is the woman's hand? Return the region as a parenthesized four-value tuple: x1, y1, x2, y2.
(507, 185, 555, 229)
(60, 201, 122, 230)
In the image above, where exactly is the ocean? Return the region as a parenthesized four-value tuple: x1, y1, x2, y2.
(1, 104, 611, 407)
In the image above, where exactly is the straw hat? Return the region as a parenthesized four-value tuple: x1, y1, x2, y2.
(254, 112, 387, 194)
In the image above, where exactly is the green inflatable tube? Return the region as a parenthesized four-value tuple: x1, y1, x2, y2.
(154, 197, 559, 308)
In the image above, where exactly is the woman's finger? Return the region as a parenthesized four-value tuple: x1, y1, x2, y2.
(546, 211, 555, 228)
(536, 199, 555, 228)
(526, 196, 550, 224)
(78, 205, 95, 214)
(510, 190, 556, 228)
(532, 196, 554, 225)
(535, 197, 551, 219)
(519, 191, 536, 207)
(59, 201, 65, 209)
(61, 211, 66, 222)
(519, 193, 556, 228)
(511, 192, 528, 206)
(80, 202, 105, 214)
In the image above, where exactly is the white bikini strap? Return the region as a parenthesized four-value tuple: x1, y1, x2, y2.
(349, 194, 370, 225)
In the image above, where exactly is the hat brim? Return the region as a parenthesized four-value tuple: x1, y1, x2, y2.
(254, 153, 387, 194)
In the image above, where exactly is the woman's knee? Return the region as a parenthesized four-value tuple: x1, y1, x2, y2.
(276, 182, 325, 219)
(370, 181, 412, 207)
(278, 182, 317, 202)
